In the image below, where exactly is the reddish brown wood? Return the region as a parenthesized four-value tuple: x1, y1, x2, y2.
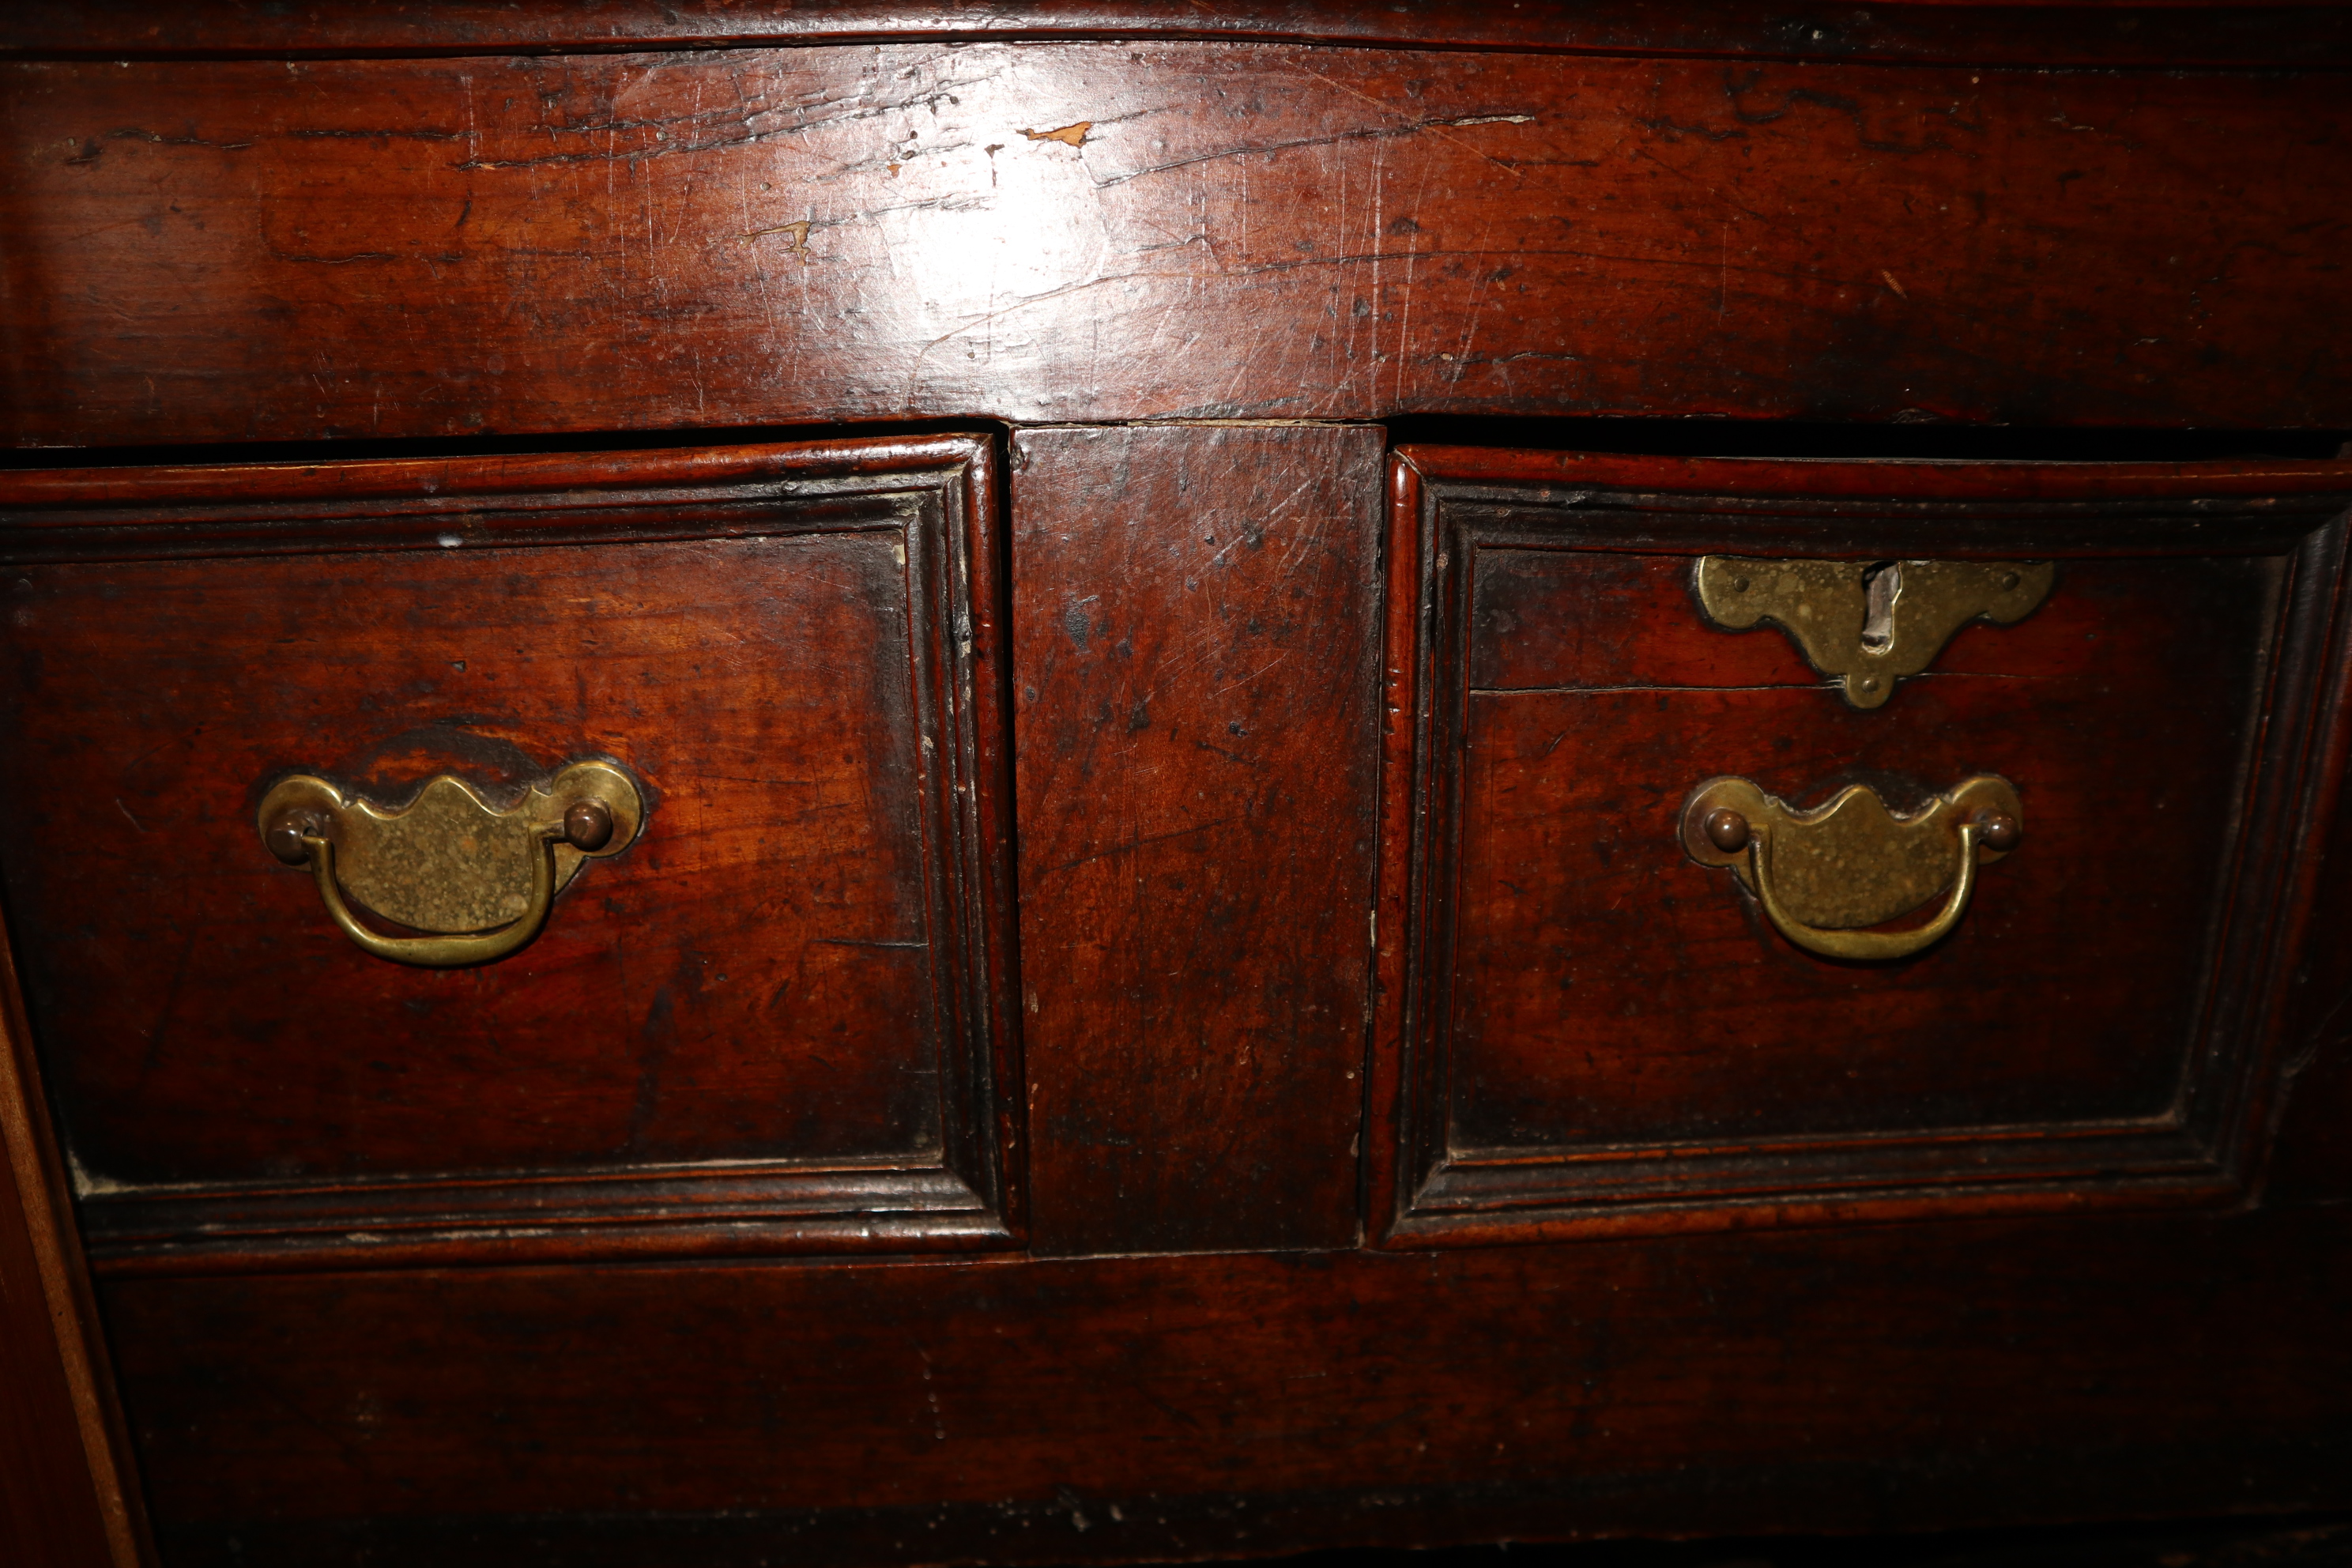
(91, 1207, 2352, 1564)
(6, 44, 2349, 449)
(6, 0, 2346, 68)
(0, 902, 149, 1566)
(0, 439, 987, 512)
(956, 433, 1028, 1246)
(1011, 424, 1381, 1255)
(1372, 449, 2352, 1246)
(1370, 453, 1430, 1258)
(1402, 447, 2352, 502)
(2, 7, 2350, 1559)
(0, 435, 1020, 1274)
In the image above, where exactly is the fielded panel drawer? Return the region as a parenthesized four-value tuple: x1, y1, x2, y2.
(0, 435, 1019, 1275)
(1372, 449, 2352, 1246)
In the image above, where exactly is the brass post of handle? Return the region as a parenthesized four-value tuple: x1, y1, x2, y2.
(258, 760, 644, 968)
(1681, 775, 2022, 961)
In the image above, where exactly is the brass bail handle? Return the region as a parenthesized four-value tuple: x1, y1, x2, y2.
(1681, 775, 2022, 962)
(258, 760, 643, 968)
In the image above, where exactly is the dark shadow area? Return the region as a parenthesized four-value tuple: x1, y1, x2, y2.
(1216, 1514, 2352, 1568)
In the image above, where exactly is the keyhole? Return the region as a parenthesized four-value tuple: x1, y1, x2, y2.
(1860, 560, 1902, 651)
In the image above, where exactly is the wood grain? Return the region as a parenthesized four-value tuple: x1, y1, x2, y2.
(94, 1206, 2352, 1564)
(1012, 424, 1381, 1255)
(1374, 449, 2352, 1243)
(0, 899, 147, 1567)
(0, 435, 1019, 1272)
(6, 43, 2348, 447)
(2, 6, 2351, 1556)
(1457, 554, 2259, 1141)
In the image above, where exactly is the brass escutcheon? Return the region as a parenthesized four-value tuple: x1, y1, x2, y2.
(1694, 556, 2055, 709)
(257, 760, 645, 967)
(1679, 775, 2022, 961)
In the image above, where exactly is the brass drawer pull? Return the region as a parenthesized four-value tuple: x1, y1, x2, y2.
(1679, 775, 2021, 960)
(256, 760, 644, 967)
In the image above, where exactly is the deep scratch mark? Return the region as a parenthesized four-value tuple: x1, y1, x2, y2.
(744, 218, 816, 262)
(1050, 814, 1245, 876)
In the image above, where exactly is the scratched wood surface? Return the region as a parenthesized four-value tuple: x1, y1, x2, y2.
(3, 534, 956, 1178)
(3, 8, 2352, 1562)
(6, 41, 2349, 448)
(95, 1205, 2352, 1565)
(1453, 549, 2269, 1149)
(0, 436, 1020, 1273)
(1370, 450, 2352, 1245)
(1012, 424, 1382, 1256)
(0, 903, 145, 1568)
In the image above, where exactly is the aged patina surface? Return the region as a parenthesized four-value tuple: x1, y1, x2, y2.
(2, 6, 2350, 1567)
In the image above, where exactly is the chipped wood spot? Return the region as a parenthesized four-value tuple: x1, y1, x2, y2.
(1020, 121, 1091, 148)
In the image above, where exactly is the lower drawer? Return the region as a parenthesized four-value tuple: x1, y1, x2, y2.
(0, 435, 1017, 1272)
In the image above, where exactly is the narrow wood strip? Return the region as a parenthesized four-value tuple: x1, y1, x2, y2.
(0, 903, 151, 1566)
(6, 0, 2348, 68)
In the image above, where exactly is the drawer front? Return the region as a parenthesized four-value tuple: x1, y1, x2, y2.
(1374, 450, 2352, 1244)
(6, 43, 2350, 447)
(0, 436, 1016, 1272)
